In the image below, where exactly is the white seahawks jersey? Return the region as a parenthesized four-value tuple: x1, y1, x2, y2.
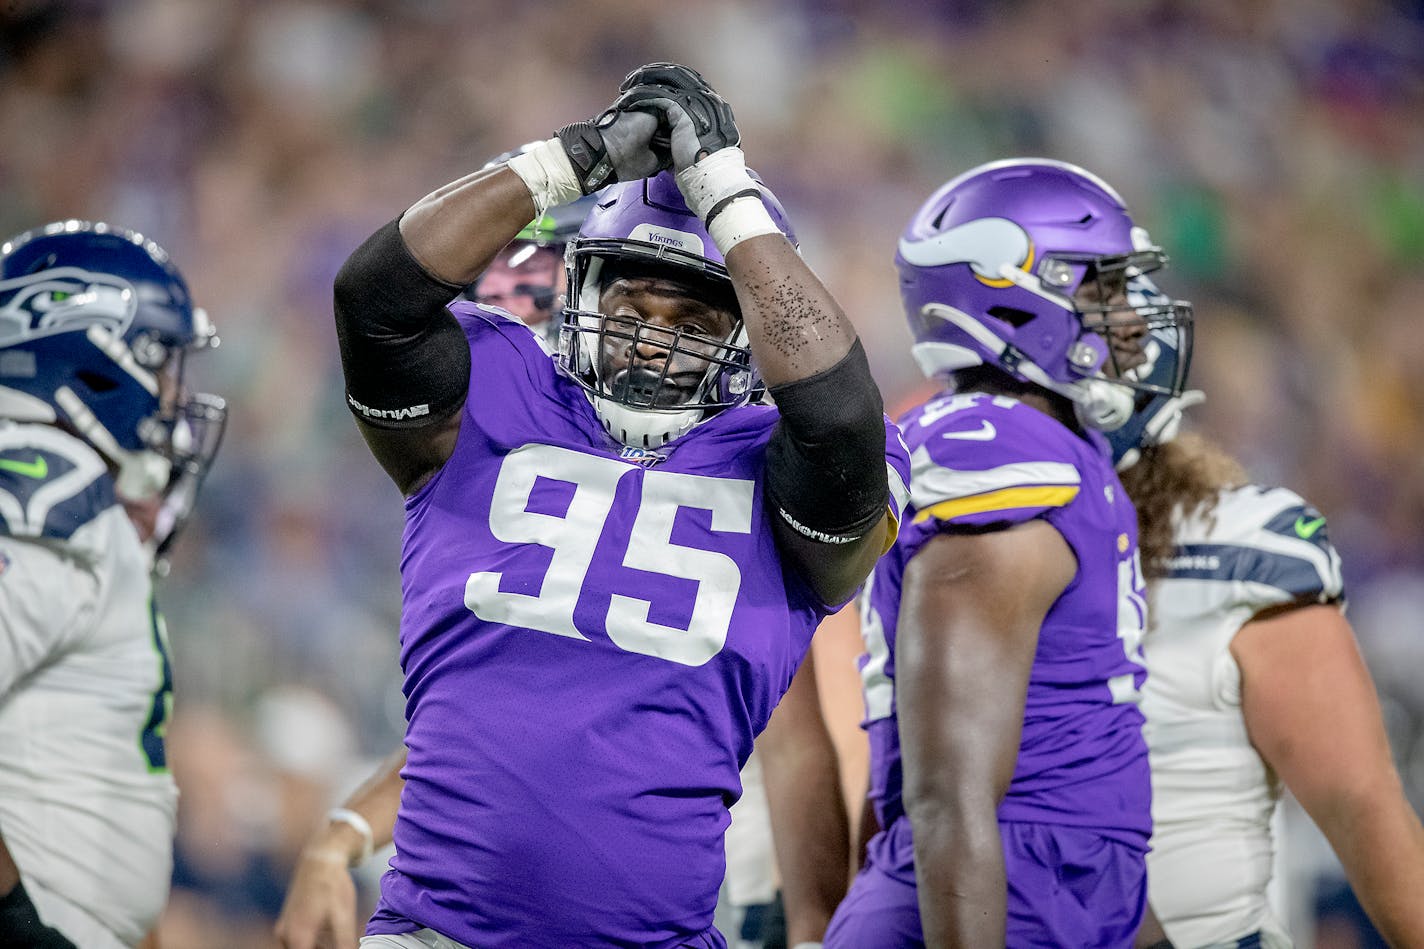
(0, 422, 176, 948)
(1142, 484, 1344, 948)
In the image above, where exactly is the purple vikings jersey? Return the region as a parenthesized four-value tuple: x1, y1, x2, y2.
(859, 391, 1152, 881)
(368, 305, 910, 948)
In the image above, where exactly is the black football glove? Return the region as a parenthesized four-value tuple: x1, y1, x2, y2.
(613, 63, 740, 172)
(0, 882, 78, 949)
(554, 92, 668, 195)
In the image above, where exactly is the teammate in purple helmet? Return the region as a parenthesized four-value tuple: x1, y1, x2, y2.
(823, 159, 1193, 948)
(327, 63, 908, 949)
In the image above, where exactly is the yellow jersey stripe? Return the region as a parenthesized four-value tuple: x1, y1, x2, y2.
(913, 484, 1080, 523)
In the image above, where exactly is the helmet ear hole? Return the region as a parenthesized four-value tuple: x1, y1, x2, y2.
(76, 369, 119, 393)
(988, 306, 1034, 328)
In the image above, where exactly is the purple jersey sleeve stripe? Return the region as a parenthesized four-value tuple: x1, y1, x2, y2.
(876, 419, 913, 553)
(913, 484, 1079, 524)
(880, 460, 912, 552)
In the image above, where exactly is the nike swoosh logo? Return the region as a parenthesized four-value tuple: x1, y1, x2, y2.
(1295, 515, 1326, 539)
(942, 421, 997, 441)
(0, 456, 48, 479)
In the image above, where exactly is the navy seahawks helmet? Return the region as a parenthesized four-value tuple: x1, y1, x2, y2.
(1106, 278, 1204, 470)
(0, 220, 227, 554)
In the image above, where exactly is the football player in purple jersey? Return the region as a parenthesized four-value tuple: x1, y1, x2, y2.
(821, 159, 1194, 949)
(277, 163, 596, 949)
(327, 62, 908, 949)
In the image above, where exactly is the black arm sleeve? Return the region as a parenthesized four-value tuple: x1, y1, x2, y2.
(333, 218, 470, 428)
(764, 338, 888, 543)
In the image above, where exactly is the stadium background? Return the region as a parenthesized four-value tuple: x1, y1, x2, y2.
(2, 0, 1422, 945)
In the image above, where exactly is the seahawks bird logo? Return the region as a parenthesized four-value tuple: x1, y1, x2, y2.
(0, 267, 137, 346)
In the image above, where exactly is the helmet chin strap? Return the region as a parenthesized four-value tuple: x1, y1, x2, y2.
(1068, 377, 1135, 432)
(54, 385, 172, 500)
(1114, 389, 1206, 471)
(924, 303, 1135, 431)
(592, 396, 702, 449)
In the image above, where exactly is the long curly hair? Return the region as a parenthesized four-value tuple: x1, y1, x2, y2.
(1118, 431, 1250, 578)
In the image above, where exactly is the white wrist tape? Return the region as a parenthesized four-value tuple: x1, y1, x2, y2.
(675, 147, 781, 254)
(706, 199, 780, 255)
(505, 138, 584, 218)
(327, 807, 375, 868)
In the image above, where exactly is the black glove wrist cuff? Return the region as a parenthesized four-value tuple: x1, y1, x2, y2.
(554, 122, 614, 194)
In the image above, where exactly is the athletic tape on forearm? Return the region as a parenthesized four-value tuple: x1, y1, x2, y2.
(675, 147, 781, 254)
(505, 138, 584, 217)
(706, 198, 780, 254)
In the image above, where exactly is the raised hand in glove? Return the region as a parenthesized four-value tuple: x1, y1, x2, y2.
(608, 63, 779, 253)
(506, 77, 672, 217)
(612, 62, 740, 172)
(553, 94, 667, 195)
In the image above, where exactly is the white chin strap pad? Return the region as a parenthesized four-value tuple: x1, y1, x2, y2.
(1115, 389, 1206, 471)
(1072, 377, 1137, 432)
(115, 451, 172, 502)
(593, 397, 702, 449)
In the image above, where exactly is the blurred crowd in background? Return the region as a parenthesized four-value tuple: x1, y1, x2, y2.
(2, 0, 1422, 946)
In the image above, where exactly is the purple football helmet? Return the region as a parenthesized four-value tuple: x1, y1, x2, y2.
(559, 170, 796, 448)
(896, 158, 1193, 431)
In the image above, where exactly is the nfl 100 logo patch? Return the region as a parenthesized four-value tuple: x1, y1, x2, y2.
(618, 445, 667, 468)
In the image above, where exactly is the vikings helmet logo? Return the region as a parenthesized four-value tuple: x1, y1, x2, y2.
(897, 217, 1037, 289)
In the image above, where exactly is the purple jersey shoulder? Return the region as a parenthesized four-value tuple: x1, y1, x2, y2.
(897, 392, 1096, 543)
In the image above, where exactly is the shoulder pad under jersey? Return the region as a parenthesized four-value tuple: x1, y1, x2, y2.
(901, 393, 1087, 529)
(1166, 483, 1345, 608)
(0, 423, 115, 542)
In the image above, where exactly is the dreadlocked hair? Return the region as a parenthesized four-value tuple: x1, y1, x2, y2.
(1118, 431, 1249, 579)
